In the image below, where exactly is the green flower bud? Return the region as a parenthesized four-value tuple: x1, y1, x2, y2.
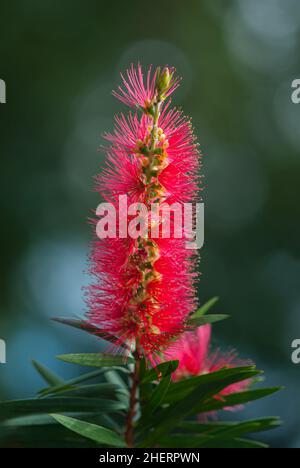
(156, 67, 172, 97)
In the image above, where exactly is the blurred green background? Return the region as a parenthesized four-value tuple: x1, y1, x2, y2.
(0, 0, 300, 448)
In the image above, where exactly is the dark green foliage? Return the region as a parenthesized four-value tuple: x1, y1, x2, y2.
(0, 355, 281, 448)
(0, 303, 282, 448)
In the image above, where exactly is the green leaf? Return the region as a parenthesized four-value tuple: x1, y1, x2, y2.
(139, 368, 260, 446)
(203, 437, 269, 449)
(47, 383, 127, 399)
(159, 434, 268, 448)
(205, 418, 281, 440)
(142, 375, 171, 419)
(57, 353, 133, 368)
(104, 370, 129, 407)
(155, 421, 274, 448)
(0, 398, 127, 422)
(2, 413, 120, 432)
(149, 430, 270, 449)
(0, 424, 100, 448)
(158, 433, 210, 448)
(179, 417, 281, 436)
(3, 414, 60, 427)
(142, 360, 179, 383)
(52, 317, 129, 350)
(157, 434, 261, 448)
(50, 414, 126, 447)
(104, 370, 128, 390)
(190, 297, 219, 319)
(39, 368, 129, 397)
(178, 418, 280, 448)
(187, 314, 229, 328)
(198, 387, 282, 413)
(32, 360, 64, 387)
(164, 366, 259, 405)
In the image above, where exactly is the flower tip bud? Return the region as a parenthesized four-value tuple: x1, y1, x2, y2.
(156, 67, 173, 96)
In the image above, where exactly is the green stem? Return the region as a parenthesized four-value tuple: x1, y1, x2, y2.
(145, 99, 162, 185)
(125, 349, 141, 448)
(150, 99, 162, 151)
(124, 93, 163, 448)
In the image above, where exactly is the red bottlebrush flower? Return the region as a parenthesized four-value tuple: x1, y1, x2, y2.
(102, 106, 200, 204)
(87, 65, 200, 361)
(164, 325, 254, 417)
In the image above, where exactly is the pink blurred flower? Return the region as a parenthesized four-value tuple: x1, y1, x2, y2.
(164, 325, 253, 417)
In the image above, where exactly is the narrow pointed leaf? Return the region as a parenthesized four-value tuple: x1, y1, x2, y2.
(179, 417, 281, 435)
(52, 317, 129, 350)
(183, 419, 281, 448)
(57, 353, 133, 368)
(205, 419, 281, 440)
(3, 413, 120, 432)
(0, 424, 100, 448)
(142, 375, 171, 419)
(142, 360, 179, 383)
(198, 387, 282, 413)
(47, 383, 126, 398)
(190, 297, 219, 319)
(187, 314, 229, 328)
(50, 414, 126, 447)
(164, 366, 259, 404)
(32, 360, 64, 387)
(39, 368, 129, 397)
(0, 398, 126, 422)
(203, 437, 269, 449)
(159, 434, 268, 448)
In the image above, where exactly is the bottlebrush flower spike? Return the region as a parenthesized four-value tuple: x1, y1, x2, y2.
(87, 64, 200, 362)
(164, 324, 254, 415)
